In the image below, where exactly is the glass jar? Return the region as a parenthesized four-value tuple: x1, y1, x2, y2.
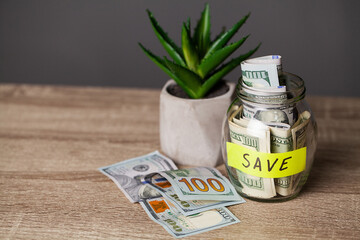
(221, 71, 317, 201)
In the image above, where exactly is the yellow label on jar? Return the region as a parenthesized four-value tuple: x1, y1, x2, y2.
(226, 142, 306, 178)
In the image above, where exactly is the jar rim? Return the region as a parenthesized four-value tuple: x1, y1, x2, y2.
(237, 71, 306, 105)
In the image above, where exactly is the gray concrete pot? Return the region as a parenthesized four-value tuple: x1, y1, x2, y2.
(160, 80, 236, 167)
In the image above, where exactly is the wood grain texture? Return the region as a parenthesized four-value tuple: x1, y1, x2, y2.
(0, 84, 359, 240)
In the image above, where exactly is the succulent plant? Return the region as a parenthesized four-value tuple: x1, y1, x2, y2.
(139, 3, 260, 99)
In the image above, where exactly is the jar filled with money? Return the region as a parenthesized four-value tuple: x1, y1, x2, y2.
(222, 55, 317, 201)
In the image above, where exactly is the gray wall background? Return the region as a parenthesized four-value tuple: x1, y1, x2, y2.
(1, 0, 359, 97)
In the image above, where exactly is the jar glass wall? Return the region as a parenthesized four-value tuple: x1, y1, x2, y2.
(221, 72, 317, 201)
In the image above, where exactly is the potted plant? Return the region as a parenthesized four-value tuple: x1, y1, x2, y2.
(139, 3, 259, 166)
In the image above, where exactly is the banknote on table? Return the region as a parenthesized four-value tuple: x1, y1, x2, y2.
(98, 151, 177, 203)
(140, 196, 240, 238)
(143, 173, 245, 216)
(228, 107, 277, 198)
(156, 167, 243, 201)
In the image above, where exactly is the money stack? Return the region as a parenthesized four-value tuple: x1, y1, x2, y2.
(99, 151, 245, 238)
(227, 55, 311, 199)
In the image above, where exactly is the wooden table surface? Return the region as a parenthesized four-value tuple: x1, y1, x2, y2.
(0, 84, 359, 240)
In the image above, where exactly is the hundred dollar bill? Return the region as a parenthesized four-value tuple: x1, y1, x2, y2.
(290, 111, 311, 192)
(228, 107, 276, 199)
(292, 111, 311, 149)
(138, 183, 163, 200)
(241, 55, 282, 88)
(244, 55, 282, 70)
(232, 106, 290, 131)
(140, 196, 240, 238)
(157, 167, 242, 201)
(268, 111, 311, 196)
(231, 106, 297, 197)
(253, 100, 295, 196)
(98, 151, 177, 203)
(269, 125, 294, 196)
(240, 84, 288, 105)
(143, 173, 245, 216)
(254, 106, 296, 126)
(240, 90, 297, 126)
(239, 56, 298, 127)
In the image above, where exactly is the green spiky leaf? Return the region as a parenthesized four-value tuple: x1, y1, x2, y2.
(194, 3, 211, 58)
(182, 23, 199, 72)
(147, 10, 186, 66)
(204, 13, 250, 59)
(211, 26, 226, 45)
(164, 59, 203, 99)
(186, 17, 191, 31)
(197, 35, 249, 78)
(139, 43, 196, 98)
(199, 43, 261, 98)
(139, 43, 173, 78)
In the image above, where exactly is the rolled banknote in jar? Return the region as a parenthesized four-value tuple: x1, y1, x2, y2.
(241, 55, 283, 88)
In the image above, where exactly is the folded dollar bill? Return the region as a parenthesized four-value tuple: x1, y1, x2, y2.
(143, 173, 245, 216)
(140, 196, 240, 238)
(228, 106, 277, 198)
(98, 151, 177, 203)
(149, 167, 243, 201)
(99, 153, 243, 237)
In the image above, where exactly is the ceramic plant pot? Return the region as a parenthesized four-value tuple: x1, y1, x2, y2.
(160, 79, 236, 167)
